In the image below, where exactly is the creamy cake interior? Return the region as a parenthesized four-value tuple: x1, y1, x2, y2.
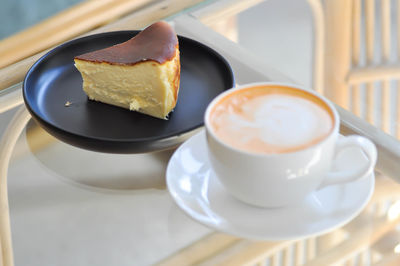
(74, 21, 180, 119)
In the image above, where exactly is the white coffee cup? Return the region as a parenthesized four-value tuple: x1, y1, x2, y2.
(204, 82, 377, 208)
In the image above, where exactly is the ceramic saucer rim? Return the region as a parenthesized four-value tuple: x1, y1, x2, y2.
(166, 130, 375, 240)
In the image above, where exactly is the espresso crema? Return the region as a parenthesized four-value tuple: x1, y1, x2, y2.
(209, 85, 334, 154)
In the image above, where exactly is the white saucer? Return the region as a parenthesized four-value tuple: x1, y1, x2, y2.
(166, 130, 375, 241)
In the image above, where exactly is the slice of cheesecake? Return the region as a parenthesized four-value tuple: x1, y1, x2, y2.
(74, 21, 180, 119)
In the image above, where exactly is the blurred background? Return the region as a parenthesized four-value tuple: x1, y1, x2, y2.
(0, 0, 312, 86)
(1, 0, 83, 39)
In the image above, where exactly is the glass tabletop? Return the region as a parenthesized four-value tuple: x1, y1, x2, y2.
(2, 0, 400, 265)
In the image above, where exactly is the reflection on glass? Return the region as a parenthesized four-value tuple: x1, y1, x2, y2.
(387, 201, 400, 221)
(394, 243, 400, 254)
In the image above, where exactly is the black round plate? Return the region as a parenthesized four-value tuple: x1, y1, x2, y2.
(23, 31, 234, 153)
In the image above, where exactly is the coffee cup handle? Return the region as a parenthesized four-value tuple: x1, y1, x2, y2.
(319, 135, 377, 189)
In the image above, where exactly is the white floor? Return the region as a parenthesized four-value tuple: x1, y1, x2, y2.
(237, 0, 312, 87)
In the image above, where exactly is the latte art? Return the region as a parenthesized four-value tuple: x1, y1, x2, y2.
(209, 86, 334, 154)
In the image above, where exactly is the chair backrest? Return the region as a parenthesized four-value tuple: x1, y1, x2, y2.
(312, 0, 400, 138)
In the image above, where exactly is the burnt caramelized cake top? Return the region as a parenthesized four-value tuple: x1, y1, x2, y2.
(75, 21, 179, 65)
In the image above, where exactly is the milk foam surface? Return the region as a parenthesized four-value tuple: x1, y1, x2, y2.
(210, 92, 333, 153)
